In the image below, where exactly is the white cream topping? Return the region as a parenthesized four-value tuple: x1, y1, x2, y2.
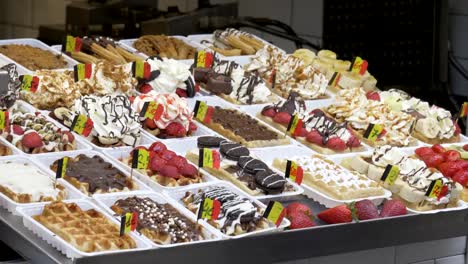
(145, 58, 192, 93)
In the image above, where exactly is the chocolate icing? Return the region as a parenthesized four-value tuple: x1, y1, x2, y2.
(303, 109, 349, 144)
(254, 170, 286, 194)
(206, 74, 233, 94)
(212, 107, 280, 141)
(262, 92, 305, 116)
(219, 141, 250, 161)
(197, 136, 226, 148)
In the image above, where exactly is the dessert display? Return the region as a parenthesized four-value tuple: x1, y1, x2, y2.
(133, 36, 197, 60)
(0, 44, 68, 71)
(131, 92, 197, 138)
(0, 161, 67, 203)
(292, 49, 378, 92)
(414, 144, 468, 201)
(137, 57, 197, 98)
(33, 202, 136, 252)
(325, 88, 416, 147)
(185, 136, 294, 196)
(197, 103, 289, 148)
(51, 94, 141, 147)
(258, 92, 365, 153)
(50, 154, 137, 196)
(366, 89, 461, 144)
(347, 145, 464, 211)
(272, 155, 386, 200)
(2, 110, 77, 154)
(245, 45, 329, 100)
(121, 142, 204, 187)
(181, 185, 273, 236)
(193, 59, 278, 104)
(70, 36, 143, 64)
(111, 196, 205, 245)
(201, 28, 266, 56)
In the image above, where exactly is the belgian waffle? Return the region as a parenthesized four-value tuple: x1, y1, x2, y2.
(33, 202, 136, 252)
(0, 143, 12, 156)
(133, 36, 196, 60)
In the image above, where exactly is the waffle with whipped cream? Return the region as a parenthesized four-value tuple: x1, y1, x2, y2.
(33, 202, 136, 252)
(273, 155, 385, 200)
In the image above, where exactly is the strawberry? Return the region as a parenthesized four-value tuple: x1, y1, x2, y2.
(295, 126, 308, 138)
(309, 109, 323, 115)
(149, 142, 167, 154)
(176, 88, 188, 98)
(12, 125, 24, 135)
(165, 122, 187, 137)
(452, 170, 468, 187)
(149, 156, 167, 172)
(438, 161, 464, 178)
(380, 200, 407, 217)
(180, 163, 198, 178)
(261, 107, 277, 118)
(168, 155, 188, 169)
(139, 84, 153, 94)
(366, 91, 381, 101)
(160, 149, 177, 161)
(454, 121, 461, 136)
(21, 132, 43, 149)
(463, 144, 468, 151)
(306, 130, 323, 145)
(431, 144, 446, 154)
(128, 96, 135, 104)
(288, 211, 316, 229)
(62, 131, 75, 143)
(159, 165, 180, 179)
(188, 122, 197, 132)
(346, 136, 361, 148)
(415, 147, 434, 157)
(145, 118, 158, 130)
(317, 205, 352, 224)
(353, 200, 379, 220)
(272, 112, 291, 125)
(421, 154, 444, 168)
(326, 137, 346, 151)
(443, 150, 461, 162)
(286, 202, 312, 216)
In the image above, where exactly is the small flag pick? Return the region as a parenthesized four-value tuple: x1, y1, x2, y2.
(198, 148, 221, 169)
(284, 160, 303, 185)
(70, 114, 93, 137)
(120, 212, 138, 236)
(197, 197, 221, 221)
(286, 114, 303, 137)
(363, 123, 385, 142)
(263, 201, 286, 227)
(194, 51, 214, 68)
(349, 56, 368, 75)
(380, 165, 399, 187)
(193, 101, 214, 124)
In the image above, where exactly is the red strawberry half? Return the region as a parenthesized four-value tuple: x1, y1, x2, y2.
(415, 147, 434, 157)
(443, 150, 461, 162)
(306, 130, 324, 146)
(180, 163, 198, 178)
(353, 200, 379, 220)
(286, 202, 312, 216)
(380, 200, 407, 217)
(159, 165, 180, 179)
(261, 107, 277, 118)
(149, 141, 167, 154)
(139, 84, 153, 94)
(22, 132, 43, 149)
(317, 205, 352, 224)
(288, 211, 316, 229)
(366, 91, 381, 101)
(326, 137, 346, 151)
(149, 156, 167, 172)
(272, 112, 291, 125)
(168, 155, 188, 170)
(165, 122, 187, 137)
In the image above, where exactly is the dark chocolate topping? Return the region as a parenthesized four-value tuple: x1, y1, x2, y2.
(113, 196, 202, 244)
(197, 136, 226, 148)
(213, 60, 240, 77)
(212, 107, 280, 141)
(304, 109, 349, 144)
(206, 74, 233, 94)
(254, 170, 286, 192)
(237, 156, 269, 174)
(219, 141, 250, 161)
(236, 73, 263, 104)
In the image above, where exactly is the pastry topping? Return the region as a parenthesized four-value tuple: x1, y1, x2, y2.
(0, 44, 67, 71)
(197, 136, 226, 148)
(219, 141, 250, 161)
(254, 170, 286, 194)
(237, 156, 269, 174)
(133, 35, 196, 60)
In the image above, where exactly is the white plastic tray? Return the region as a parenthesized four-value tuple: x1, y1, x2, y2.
(163, 181, 290, 239)
(251, 145, 392, 208)
(32, 150, 152, 197)
(93, 191, 221, 247)
(101, 145, 217, 192)
(164, 137, 304, 201)
(17, 199, 152, 258)
(0, 38, 78, 75)
(0, 156, 84, 215)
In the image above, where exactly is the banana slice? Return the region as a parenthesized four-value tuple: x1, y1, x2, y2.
(318, 56, 336, 66)
(398, 185, 426, 203)
(414, 118, 440, 139)
(318, 49, 337, 59)
(338, 71, 363, 90)
(312, 59, 333, 76)
(349, 156, 370, 174)
(292, 49, 316, 65)
(98, 136, 120, 145)
(387, 177, 405, 193)
(362, 75, 378, 91)
(367, 164, 385, 181)
(334, 60, 351, 72)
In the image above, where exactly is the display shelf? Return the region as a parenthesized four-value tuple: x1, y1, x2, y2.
(1, 196, 468, 264)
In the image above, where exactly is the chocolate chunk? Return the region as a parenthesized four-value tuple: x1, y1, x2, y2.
(237, 156, 268, 174)
(220, 141, 249, 161)
(193, 68, 212, 83)
(206, 74, 233, 94)
(254, 170, 286, 194)
(197, 136, 226, 148)
(277, 92, 305, 115)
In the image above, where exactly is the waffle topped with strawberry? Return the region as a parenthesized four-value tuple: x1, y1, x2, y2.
(258, 92, 365, 154)
(123, 142, 204, 187)
(2, 112, 76, 154)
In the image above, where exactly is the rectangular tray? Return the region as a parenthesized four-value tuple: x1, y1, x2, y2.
(0, 38, 78, 75)
(162, 181, 290, 239)
(0, 155, 84, 215)
(93, 191, 221, 248)
(16, 199, 152, 258)
(32, 150, 152, 197)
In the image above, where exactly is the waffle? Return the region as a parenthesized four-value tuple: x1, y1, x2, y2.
(346, 145, 463, 211)
(111, 196, 205, 245)
(0, 143, 12, 156)
(33, 202, 136, 252)
(411, 128, 461, 145)
(50, 155, 136, 196)
(273, 155, 385, 200)
(0, 162, 67, 203)
(133, 36, 196, 60)
(213, 28, 265, 55)
(71, 36, 142, 64)
(181, 186, 271, 236)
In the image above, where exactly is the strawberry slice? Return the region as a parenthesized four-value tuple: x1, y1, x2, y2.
(317, 205, 352, 224)
(380, 200, 407, 217)
(145, 118, 158, 130)
(149, 156, 167, 172)
(165, 122, 187, 137)
(443, 150, 461, 162)
(438, 161, 464, 178)
(22, 132, 43, 149)
(421, 154, 444, 168)
(159, 165, 180, 179)
(149, 142, 167, 154)
(415, 147, 434, 157)
(139, 84, 152, 94)
(431, 144, 446, 154)
(366, 91, 381, 101)
(326, 137, 346, 151)
(168, 155, 188, 170)
(261, 107, 277, 118)
(180, 163, 198, 178)
(306, 130, 323, 145)
(452, 170, 468, 187)
(272, 112, 291, 125)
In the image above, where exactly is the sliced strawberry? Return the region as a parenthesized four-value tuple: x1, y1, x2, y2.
(62, 131, 75, 143)
(261, 107, 277, 118)
(145, 118, 158, 130)
(366, 91, 381, 101)
(452, 170, 468, 187)
(421, 154, 444, 168)
(346, 136, 361, 148)
(306, 130, 323, 145)
(286, 202, 312, 216)
(168, 155, 188, 170)
(415, 147, 434, 157)
(354, 200, 379, 220)
(12, 125, 24, 135)
(165, 122, 187, 137)
(128, 96, 135, 104)
(437, 185, 449, 200)
(149, 142, 167, 154)
(317, 205, 352, 224)
(22, 132, 43, 149)
(380, 200, 407, 217)
(272, 112, 291, 125)
(149, 156, 167, 172)
(443, 150, 461, 162)
(431, 144, 446, 154)
(180, 163, 198, 178)
(296, 126, 308, 138)
(160, 149, 177, 161)
(176, 88, 188, 98)
(438, 161, 464, 178)
(326, 137, 346, 151)
(188, 122, 198, 132)
(159, 165, 180, 179)
(309, 109, 323, 115)
(139, 84, 153, 94)
(463, 144, 468, 151)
